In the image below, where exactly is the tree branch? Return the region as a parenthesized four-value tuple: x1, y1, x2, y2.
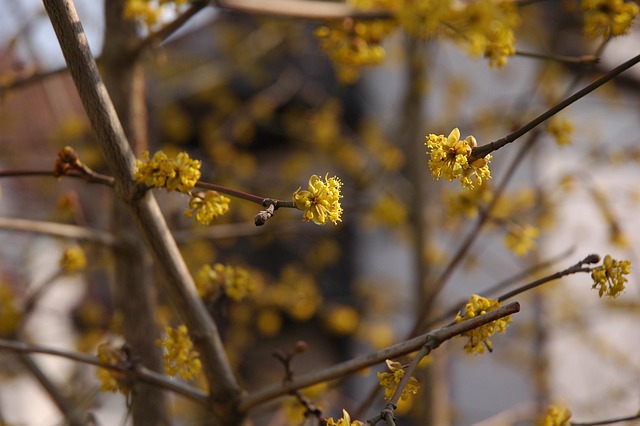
(0, 338, 208, 404)
(238, 301, 520, 411)
(470, 52, 640, 162)
(41, 0, 241, 421)
(0, 217, 115, 245)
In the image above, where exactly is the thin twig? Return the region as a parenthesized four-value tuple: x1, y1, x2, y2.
(515, 50, 599, 65)
(470, 52, 640, 162)
(18, 353, 85, 426)
(196, 181, 295, 208)
(571, 413, 640, 426)
(0, 217, 115, 245)
(0, 338, 209, 404)
(215, 0, 392, 19)
(497, 254, 599, 302)
(238, 302, 520, 411)
(131, 0, 209, 57)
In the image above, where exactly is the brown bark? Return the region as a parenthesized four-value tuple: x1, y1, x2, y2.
(101, 2, 167, 425)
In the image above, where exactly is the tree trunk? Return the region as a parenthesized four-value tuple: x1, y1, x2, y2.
(102, 2, 168, 424)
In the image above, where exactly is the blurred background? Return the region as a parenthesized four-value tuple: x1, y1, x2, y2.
(0, 1, 639, 425)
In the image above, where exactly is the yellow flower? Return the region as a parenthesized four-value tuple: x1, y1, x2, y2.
(444, 183, 493, 218)
(540, 405, 572, 426)
(96, 342, 131, 395)
(547, 116, 574, 146)
(322, 305, 360, 335)
(425, 128, 491, 189)
(194, 263, 254, 302)
(503, 224, 540, 256)
(184, 191, 230, 225)
(397, 0, 453, 39)
(591, 255, 631, 298)
(134, 150, 201, 193)
(582, 0, 639, 38)
(293, 174, 344, 225)
(315, 17, 396, 84)
(451, 0, 520, 67)
(156, 325, 202, 380)
(59, 246, 87, 274)
(326, 409, 365, 426)
(455, 294, 511, 354)
(377, 359, 420, 401)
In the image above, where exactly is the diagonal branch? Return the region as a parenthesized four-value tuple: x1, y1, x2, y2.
(238, 301, 520, 411)
(0, 217, 115, 245)
(0, 338, 208, 404)
(40, 0, 242, 420)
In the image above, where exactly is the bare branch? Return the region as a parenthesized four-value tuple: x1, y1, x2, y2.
(0, 338, 208, 404)
(215, 0, 392, 19)
(0, 217, 115, 245)
(238, 301, 520, 411)
(41, 0, 242, 419)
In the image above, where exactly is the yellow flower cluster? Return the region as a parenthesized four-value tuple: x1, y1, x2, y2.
(194, 263, 254, 302)
(503, 224, 540, 256)
(315, 18, 396, 84)
(123, 0, 188, 28)
(326, 409, 365, 426)
(184, 191, 231, 225)
(397, 0, 519, 67)
(96, 343, 131, 395)
(455, 294, 511, 354)
(59, 246, 87, 274)
(377, 359, 420, 401)
(444, 183, 493, 218)
(582, 0, 640, 39)
(156, 325, 202, 380)
(540, 405, 572, 426)
(425, 128, 491, 189)
(591, 255, 631, 298)
(134, 150, 201, 193)
(457, 0, 521, 68)
(0, 284, 21, 338)
(547, 116, 574, 146)
(397, 0, 453, 39)
(293, 174, 344, 225)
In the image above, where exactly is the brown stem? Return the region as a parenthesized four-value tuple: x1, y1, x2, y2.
(0, 338, 208, 404)
(238, 302, 520, 411)
(470, 52, 640, 162)
(41, 1, 242, 423)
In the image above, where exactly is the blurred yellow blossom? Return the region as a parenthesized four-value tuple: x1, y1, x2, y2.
(124, 0, 189, 29)
(293, 174, 343, 225)
(444, 184, 493, 218)
(315, 17, 395, 84)
(582, 0, 639, 38)
(184, 191, 231, 225)
(455, 294, 511, 354)
(135, 150, 201, 193)
(96, 343, 131, 395)
(591, 255, 631, 298)
(547, 116, 574, 146)
(322, 305, 360, 336)
(397, 0, 453, 39)
(156, 325, 202, 380)
(326, 409, 365, 426)
(540, 405, 571, 426)
(426, 128, 491, 189)
(377, 359, 420, 401)
(195, 263, 254, 302)
(504, 224, 540, 256)
(59, 246, 87, 274)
